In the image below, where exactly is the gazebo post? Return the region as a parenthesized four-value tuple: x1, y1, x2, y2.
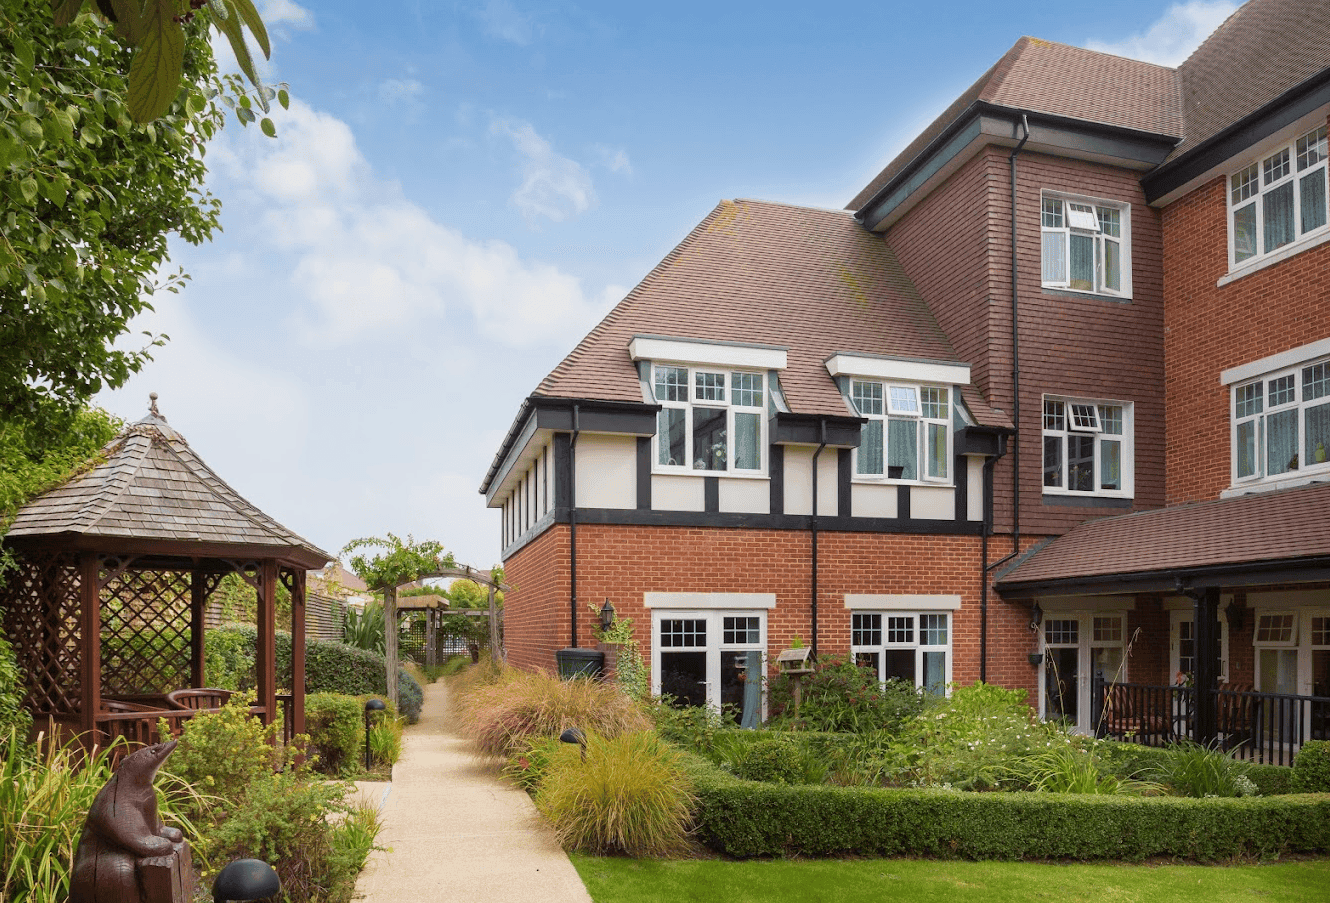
(78, 553, 102, 746)
(289, 568, 307, 739)
(190, 567, 207, 689)
(257, 561, 278, 728)
(384, 584, 399, 711)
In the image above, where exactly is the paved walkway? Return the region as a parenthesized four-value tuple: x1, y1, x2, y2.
(352, 681, 594, 903)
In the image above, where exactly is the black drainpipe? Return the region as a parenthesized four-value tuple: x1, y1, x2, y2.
(569, 404, 581, 648)
(979, 456, 996, 682)
(810, 418, 827, 659)
(1005, 113, 1030, 563)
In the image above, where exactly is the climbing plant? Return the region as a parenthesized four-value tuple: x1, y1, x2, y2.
(341, 534, 454, 592)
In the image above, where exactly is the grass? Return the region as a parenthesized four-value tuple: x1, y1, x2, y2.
(570, 854, 1330, 903)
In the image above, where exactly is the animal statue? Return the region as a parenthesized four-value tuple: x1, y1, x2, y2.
(71, 740, 194, 903)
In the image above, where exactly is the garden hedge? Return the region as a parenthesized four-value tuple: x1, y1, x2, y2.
(686, 757, 1330, 861)
(208, 625, 423, 722)
(305, 693, 363, 775)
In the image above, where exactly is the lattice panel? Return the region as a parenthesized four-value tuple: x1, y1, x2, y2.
(101, 567, 191, 695)
(400, 613, 427, 664)
(0, 553, 82, 714)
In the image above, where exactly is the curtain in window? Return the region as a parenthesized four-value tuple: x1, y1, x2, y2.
(887, 419, 917, 480)
(1237, 419, 1259, 478)
(1306, 400, 1330, 465)
(1266, 408, 1298, 475)
(1301, 169, 1328, 234)
(1103, 238, 1121, 292)
(1041, 231, 1066, 283)
(1100, 438, 1121, 490)
(658, 409, 686, 466)
(923, 651, 946, 697)
(858, 420, 883, 475)
(927, 422, 947, 480)
(1233, 203, 1257, 262)
(1264, 182, 1295, 252)
(1043, 435, 1063, 487)
(1069, 233, 1095, 291)
(733, 411, 760, 470)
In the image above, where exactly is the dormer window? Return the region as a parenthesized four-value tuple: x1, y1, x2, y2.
(851, 380, 950, 482)
(653, 365, 765, 473)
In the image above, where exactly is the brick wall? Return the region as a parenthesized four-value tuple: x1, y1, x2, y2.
(1162, 147, 1330, 503)
(502, 522, 1042, 700)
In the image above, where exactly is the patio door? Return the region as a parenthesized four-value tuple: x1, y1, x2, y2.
(1040, 612, 1125, 733)
(652, 610, 765, 720)
(1169, 609, 1228, 684)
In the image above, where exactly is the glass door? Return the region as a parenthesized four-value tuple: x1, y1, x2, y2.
(653, 610, 765, 721)
(1041, 612, 1126, 733)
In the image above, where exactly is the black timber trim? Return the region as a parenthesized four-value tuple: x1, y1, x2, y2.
(553, 434, 573, 509)
(956, 425, 1011, 457)
(896, 484, 911, 520)
(954, 454, 968, 522)
(1144, 68, 1330, 204)
(996, 557, 1330, 600)
(772, 412, 863, 447)
(837, 450, 852, 518)
(636, 438, 652, 510)
(499, 509, 559, 560)
(769, 445, 784, 515)
(856, 103, 1179, 229)
(545, 507, 983, 536)
(704, 477, 720, 513)
(1041, 494, 1135, 509)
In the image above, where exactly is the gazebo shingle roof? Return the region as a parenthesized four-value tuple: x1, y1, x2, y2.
(6, 401, 329, 567)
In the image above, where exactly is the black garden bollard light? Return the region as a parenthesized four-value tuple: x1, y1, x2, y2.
(364, 697, 387, 771)
(559, 726, 587, 762)
(213, 858, 279, 903)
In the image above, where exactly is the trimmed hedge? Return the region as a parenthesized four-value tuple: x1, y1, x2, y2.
(686, 756, 1330, 861)
(209, 625, 423, 723)
(1293, 741, 1330, 793)
(305, 693, 363, 776)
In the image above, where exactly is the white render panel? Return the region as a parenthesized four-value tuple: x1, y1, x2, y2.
(645, 592, 778, 609)
(967, 457, 984, 521)
(851, 482, 898, 518)
(629, 336, 787, 370)
(911, 486, 955, 520)
(575, 434, 636, 510)
(825, 353, 970, 385)
(718, 477, 769, 514)
(652, 474, 706, 511)
(844, 594, 962, 610)
(782, 447, 837, 516)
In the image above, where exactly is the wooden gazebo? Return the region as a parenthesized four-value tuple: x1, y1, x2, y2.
(0, 397, 330, 750)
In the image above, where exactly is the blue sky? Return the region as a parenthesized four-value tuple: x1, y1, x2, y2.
(98, 0, 1239, 570)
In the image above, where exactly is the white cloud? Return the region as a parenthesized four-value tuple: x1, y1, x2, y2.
(1086, 1, 1238, 67)
(475, 0, 535, 46)
(593, 145, 634, 177)
(213, 101, 615, 350)
(378, 78, 425, 108)
(491, 118, 596, 222)
(260, 0, 315, 28)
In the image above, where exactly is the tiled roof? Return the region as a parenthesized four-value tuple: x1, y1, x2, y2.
(6, 404, 330, 565)
(534, 199, 1011, 428)
(849, 37, 1182, 211)
(997, 481, 1330, 588)
(1172, 0, 1330, 158)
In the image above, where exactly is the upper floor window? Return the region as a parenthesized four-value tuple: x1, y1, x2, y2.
(1041, 193, 1131, 298)
(654, 365, 764, 473)
(850, 380, 950, 482)
(1230, 125, 1328, 269)
(1230, 354, 1330, 484)
(1042, 397, 1133, 497)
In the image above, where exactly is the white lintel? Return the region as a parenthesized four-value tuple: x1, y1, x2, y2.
(644, 592, 778, 610)
(843, 594, 962, 611)
(1220, 336, 1330, 386)
(629, 335, 787, 371)
(825, 353, 970, 386)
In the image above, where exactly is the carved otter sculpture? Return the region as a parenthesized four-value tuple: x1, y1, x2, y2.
(71, 740, 194, 903)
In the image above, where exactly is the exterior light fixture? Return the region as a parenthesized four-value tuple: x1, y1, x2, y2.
(364, 697, 387, 771)
(599, 599, 616, 632)
(559, 726, 587, 762)
(213, 858, 280, 903)
(1029, 602, 1044, 632)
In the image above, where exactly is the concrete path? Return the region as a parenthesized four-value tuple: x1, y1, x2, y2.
(352, 681, 594, 903)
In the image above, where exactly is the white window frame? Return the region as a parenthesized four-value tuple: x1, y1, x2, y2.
(1040, 192, 1132, 299)
(1041, 396, 1134, 498)
(652, 363, 767, 476)
(1228, 124, 1329, 271)
(849, 379, 952, 484)
(850, 610, 952, 697)
(1228, 352, 1330, 487)
(650, 609, 766, 714)
(1169, 609, 1230, 684)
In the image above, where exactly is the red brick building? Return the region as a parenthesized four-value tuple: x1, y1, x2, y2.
(481, 0, 1330, 749)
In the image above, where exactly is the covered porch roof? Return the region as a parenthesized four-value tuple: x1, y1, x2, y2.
(995, 481, 1330, 598)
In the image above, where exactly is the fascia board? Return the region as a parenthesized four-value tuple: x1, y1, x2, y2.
(629, 335, 787, 370)
(826, 353, 970, 386)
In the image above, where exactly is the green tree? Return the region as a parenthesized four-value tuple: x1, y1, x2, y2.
(0, 0, 281, 435)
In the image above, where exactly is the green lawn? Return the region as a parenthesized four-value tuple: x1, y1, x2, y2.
(571, 854, 1330, 902)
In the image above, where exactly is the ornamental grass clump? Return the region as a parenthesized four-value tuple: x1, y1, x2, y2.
(455, 668, 650, 759)
(536, 731, 696, 857)
(1151, 740, 1258, 798)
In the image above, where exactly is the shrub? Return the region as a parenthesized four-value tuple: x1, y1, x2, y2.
(768, 656, 924, 733)
(203, 625, 255, 691)
(1149, 740, 1257, 798)
(725, 735, 828, 785)
(368, 715, 404, 767)
(455, 669, 649, 759)
(0, 634, 31, 741)
(306, 694, 363, 776)
(536, 731, 696, 857)
(342, 602, 385, 655)
(1292, 740, 1330, 793)
(648, 697, 730, 756)
(165, 692, 293, 815)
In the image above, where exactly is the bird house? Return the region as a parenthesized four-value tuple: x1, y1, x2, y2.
(776, 647, 813, 674)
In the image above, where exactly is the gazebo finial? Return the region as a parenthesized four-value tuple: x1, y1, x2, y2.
(148, 392, 164, 421)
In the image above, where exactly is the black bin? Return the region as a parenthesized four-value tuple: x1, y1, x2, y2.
(555, 647, 604, 679)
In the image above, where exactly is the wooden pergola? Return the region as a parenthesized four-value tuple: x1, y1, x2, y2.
(0, 398, 330, 750)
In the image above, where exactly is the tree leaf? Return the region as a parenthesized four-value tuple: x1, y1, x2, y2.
(19, 178, 38, 204)
(226, 0, 271, 59)
(51, 0, 88, 27)
(214, 5, 260, 88)
(127, 0, 186, 123)
(259, 116, 275, 137)
(13, 37, 35, 73)
(276, 88, 289, 110)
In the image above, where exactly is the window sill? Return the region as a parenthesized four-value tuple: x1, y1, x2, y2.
(1041, 493, 1134, 508)
(1219, 229, 1330, 287)
(1040, 287, 1132, 304)
(652, 469, 768, 480)
(1221, 472, 1330, 499)
(852, 477, 955, 489)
